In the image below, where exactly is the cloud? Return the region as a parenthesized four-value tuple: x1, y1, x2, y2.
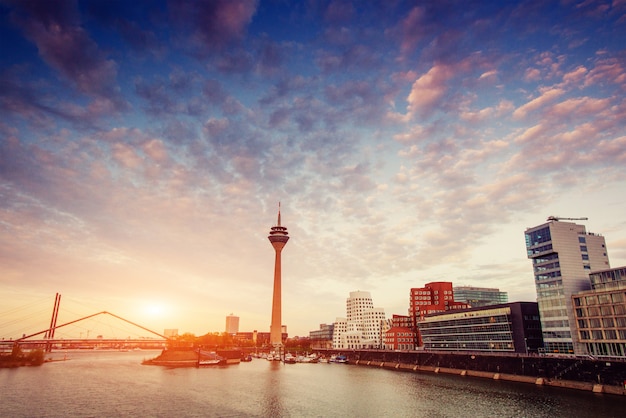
(169, 0, 258, 54)
(406, 64, 455, 117)
(8, 0, 121, 102)
(512, 88, 565, 120)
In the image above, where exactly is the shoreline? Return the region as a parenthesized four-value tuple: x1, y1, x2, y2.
(353, 360, 626, 396)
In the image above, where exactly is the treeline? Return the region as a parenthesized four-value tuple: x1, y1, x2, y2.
(167, 332, 312, 352)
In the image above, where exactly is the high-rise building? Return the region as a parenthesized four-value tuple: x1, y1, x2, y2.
(225, 313, 239, 335)
(333, 291, 386, 349)
(524, 217, 610, 354)
(268, 204, 289, 346)
(453, 286, 508, 307)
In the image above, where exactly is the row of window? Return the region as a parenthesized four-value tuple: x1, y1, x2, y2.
(538, 308, 567, 318)
(578, 316, 626, 328)
(424, 342, 514, 351)
(527, 243, 553, 255)
(533, 253, 559, 264)
(534, 262, 560, 271)
(538, 298, 566, 309)
(574, 293, 625, 306)
(575, 304, 626, 317)
(579, 329, 626, 340)
(384, 338, 414, 343)
(419, 315, 510, 328)
(542, 320, 569, 328)
(537, 288, 565, 298)
(421, 324, 513, 335)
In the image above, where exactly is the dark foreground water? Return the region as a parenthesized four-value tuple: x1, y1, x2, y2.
(1, 350, 625, 417)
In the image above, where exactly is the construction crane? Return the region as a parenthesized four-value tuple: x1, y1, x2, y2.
(547, 216, 588, 222)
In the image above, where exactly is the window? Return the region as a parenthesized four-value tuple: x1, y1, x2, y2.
(602, 318, 615, 328)
(582, 254, 589, 260)
(601, 306, 613, 316)
(580, 245, 588, 252)
(579, 237, 586, 243)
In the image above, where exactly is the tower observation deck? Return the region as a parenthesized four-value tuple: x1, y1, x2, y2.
(268, 204, 289, 347)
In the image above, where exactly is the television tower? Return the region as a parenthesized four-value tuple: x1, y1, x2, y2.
(268, 203, 289, 346)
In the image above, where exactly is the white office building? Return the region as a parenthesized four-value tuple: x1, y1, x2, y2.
(332, 291, 386, 349)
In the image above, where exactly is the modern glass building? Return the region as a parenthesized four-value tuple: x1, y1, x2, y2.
(418, 302, 543, 353)
(309, 323, 334, 349)
(453, 286, 508, 307)
(573, 266, 626, 357)
(524, 218, 610, 354)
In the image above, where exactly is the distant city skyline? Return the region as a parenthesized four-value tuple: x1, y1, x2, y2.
(1, 1, 625, 338)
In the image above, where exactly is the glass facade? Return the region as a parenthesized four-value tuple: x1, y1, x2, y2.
(524, 220, 608, 355)
(453, 286, 508, 308)
(418, 303, 543, 353)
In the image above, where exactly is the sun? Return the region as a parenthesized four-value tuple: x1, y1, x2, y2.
(140, 301, 169, 318)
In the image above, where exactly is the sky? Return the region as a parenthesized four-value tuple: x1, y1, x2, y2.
(1, 0, 625, 340)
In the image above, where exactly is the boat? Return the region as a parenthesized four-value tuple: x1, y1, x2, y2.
(332, 354, 347, 363)
(241, 354, 252, 362)
(197, 351, 226, 366)
(284, 353, 297, 364)
(298, 353, 319, 363)
(198, 358, 225, 366)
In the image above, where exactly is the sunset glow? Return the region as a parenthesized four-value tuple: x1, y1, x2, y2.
(1, 1, 625, 339)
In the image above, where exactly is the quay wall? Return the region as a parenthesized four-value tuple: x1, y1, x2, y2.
(325, 350, 626, 396)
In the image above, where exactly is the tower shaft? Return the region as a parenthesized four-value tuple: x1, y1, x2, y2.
(268, 206, 289, 347)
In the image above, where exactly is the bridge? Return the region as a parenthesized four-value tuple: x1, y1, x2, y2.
(1, 294, 170, 352)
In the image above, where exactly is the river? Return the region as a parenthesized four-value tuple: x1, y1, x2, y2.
(1, 350, 624, 417)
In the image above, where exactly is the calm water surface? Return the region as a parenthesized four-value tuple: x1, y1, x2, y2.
(1, 350, 625, 417)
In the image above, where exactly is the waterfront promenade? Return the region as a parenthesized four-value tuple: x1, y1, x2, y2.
(322, 349, 626, 396)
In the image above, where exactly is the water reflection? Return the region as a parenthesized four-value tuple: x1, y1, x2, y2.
(262, 361, 285, 417)
(1, 351, 624, 417)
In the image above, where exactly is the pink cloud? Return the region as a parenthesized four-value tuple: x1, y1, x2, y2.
(112, 143, 142, 169)
(512, 88, 564, 120)
(584, 60, 626, 88)
(399, 7, 427, 54)
(142, 139, 169, 163)
(547, 96, 611, 119)
(406, 64, 454, 117)
(514, 123, 546, 144)
(524, 68, 542, 82)
(562, 65, 588, 85)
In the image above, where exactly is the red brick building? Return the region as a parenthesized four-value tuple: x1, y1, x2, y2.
(409, 282, 469, 346)
(384, 326, 416, 350)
